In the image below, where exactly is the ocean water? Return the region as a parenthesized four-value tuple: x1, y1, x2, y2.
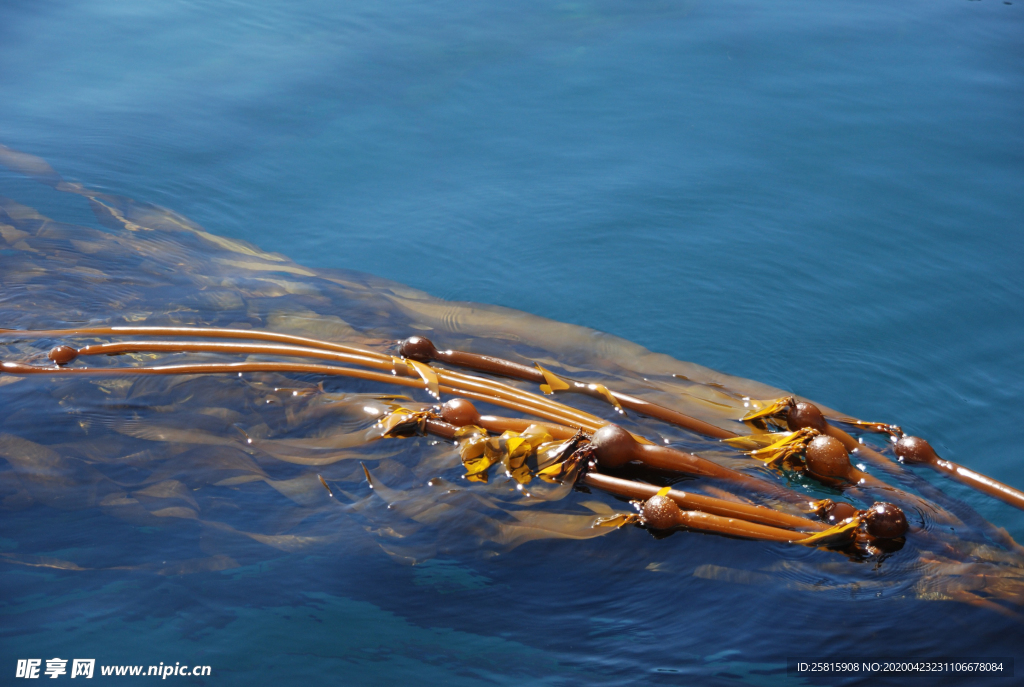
(1, 0, 1023, 685)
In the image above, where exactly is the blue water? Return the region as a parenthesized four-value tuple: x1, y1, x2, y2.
(2, 0, 1023, 684)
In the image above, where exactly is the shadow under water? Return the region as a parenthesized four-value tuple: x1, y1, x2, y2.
(1, 147, 1021, 685)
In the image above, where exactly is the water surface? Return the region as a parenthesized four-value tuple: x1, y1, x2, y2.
(1, 0, 1023, 684)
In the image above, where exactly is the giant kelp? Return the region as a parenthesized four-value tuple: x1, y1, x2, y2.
(1, 146, 1023, 616)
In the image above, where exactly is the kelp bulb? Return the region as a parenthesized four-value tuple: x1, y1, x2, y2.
(399, 336, 438, 362)
(48, 345, 78, 365)
(589, 424, 636, 469)
(441, 398, 481, 426)
(805, 435, 851, 479)
(864, 502, 909, 539)
(643, 494, 683, 530)
(894, 436, 938, 465)
(786, 402, 828, 433)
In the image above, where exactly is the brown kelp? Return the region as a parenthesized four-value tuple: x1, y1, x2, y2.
(1, 146, 1023, 615)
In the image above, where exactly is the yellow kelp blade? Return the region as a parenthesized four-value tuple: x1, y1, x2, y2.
(459, 434, 500, 483)
(740, 397, 794, 422)
(747, 428, 819, 466)
(807, 498, 835, 516)
(798, 517, 861, 547)
(405, 359, 441, 399)
(454, 424, 558, 484)
(507, 463, 532, 485)
(506, 425, 553, 466)
(504, 434, 529, 463)
(536, 363, 571, 395)
(502, 438, 533, 484)
(493, 509, 624, 550)
(317, 474, 334, 498)
(499, 431, 533, 482)
(535, 453, 582, 483)
(535, 438, 590, 485)
(842, 419, 904, 438)
(379, 407, 430, 437)
(722, 433, 784, 451)
(594, 513, 641, 528)
(590, 383, 624, 412)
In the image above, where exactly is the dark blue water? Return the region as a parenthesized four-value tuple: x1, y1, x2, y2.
(1, 0, 1023, 684)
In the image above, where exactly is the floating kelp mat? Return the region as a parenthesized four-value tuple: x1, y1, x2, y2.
(1, 148, 1022, 683)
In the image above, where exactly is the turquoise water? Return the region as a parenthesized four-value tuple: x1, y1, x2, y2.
(2, 0, 1023, 685)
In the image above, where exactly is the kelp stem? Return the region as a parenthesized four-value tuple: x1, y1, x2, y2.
(896, 436, 1024, 512)
(0, 326, 387, 360)
(825, 424, 894, 470)
(401, 336, 736, 438)
(8, 329, 608, 436)
(1, 360, 420, 387)
(930, 462, 1024, 511)
(674, 511, 812, 542)
(0, 359, 595, 432)
(75, 340, 396, 371)
(435, 368, 606, 431)
(583, 473, 825, 532)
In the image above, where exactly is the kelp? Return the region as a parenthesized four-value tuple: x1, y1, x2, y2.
(1, 145, 1023, 615)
